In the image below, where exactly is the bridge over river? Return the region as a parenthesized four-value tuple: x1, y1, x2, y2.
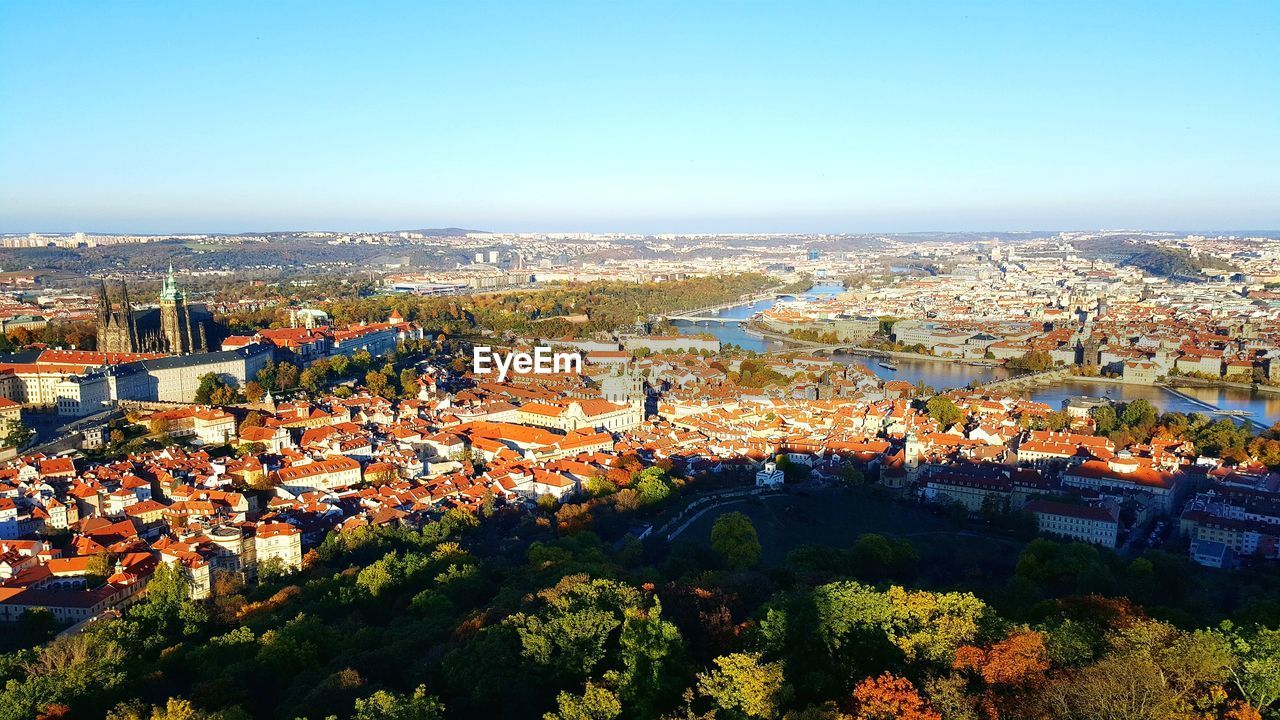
(977, 367, 1073, 391)
(667, 314, 749, 324)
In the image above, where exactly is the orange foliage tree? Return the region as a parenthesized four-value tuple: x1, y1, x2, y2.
(850, 673, 941, 720)
(953, 630, 1051, 720)
(954, 629, 1051, 687)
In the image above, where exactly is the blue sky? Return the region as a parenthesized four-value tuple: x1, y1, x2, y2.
(1, 1, 1277, 233)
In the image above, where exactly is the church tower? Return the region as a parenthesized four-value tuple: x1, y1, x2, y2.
(904, 430, 924, 471)
(601, 363, 645, 426)
(160, 265, 199, 353)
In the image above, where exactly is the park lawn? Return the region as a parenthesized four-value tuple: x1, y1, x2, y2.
(678, 488, 1024, 592)
(183, 241, 236, 252)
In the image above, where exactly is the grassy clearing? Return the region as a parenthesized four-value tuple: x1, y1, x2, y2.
(680, 488, 1024, 591)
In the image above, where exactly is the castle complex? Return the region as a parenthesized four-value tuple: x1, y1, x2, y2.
(97, 266, 207, 354)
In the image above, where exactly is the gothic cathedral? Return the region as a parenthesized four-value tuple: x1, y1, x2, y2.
(97, 266, 207, 354)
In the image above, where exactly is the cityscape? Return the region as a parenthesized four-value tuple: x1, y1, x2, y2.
(3, 2, 1280, 720)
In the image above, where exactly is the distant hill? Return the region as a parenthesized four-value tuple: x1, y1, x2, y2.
(1071, 238, 1238, 279)
(386, 227, 488, 237)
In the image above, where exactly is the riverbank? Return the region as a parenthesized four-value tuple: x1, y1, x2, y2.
(741, 320, 823, 347)
(855, 347, 1004, 367)
(670, 280, 817, 319)
(745, 320, 1004, 366)
(689, 311, 1278, 424)
(1167, 376, 1280, 396)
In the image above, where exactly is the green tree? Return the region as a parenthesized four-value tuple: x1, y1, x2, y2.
(1, 418, 35, 449)
(182, 373, 236, 406)
(584, 474, 618, 497)
(711, 512, 762, 571)
(697, 652, 790, 720)
(330, 354, 351, 377)
(635, 467, 672, 505)
(1091, 405, 1117, 435)
(15, 607, 57, 646)
(193, 373, 231, 404)
(852, 534, 917, 582)
(925, 396, 964, 429)
(607, 599, 684, 717)
(353, 685, 445, 720)
(543, 682, 621, 720)
(1120, 399, 1157, 431)
(130, 561, 208, 637)
(400, 368, 420, 398)
(85, 551, 117, 586)
(505, 575, 644, 685)
(838, 464, 866, 488)
(813, 581, 987, 664)
(255, 359, 277, 391)
(1216, 623, 1280, 714)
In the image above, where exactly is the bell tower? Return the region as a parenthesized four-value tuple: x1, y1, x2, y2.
(160, 264, 197, 353)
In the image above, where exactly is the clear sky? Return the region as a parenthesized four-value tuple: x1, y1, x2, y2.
(1, 1, 1277, 234)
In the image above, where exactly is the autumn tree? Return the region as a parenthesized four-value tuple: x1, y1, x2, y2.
(106, 698, 212, 720)
(400, 368, 420, 398)
(256, 359, 277, 390)
(850, 673, 940, 720)
(238, 410, 265, 433)
(84, 551, 117, 586)
(555, 503, 594, 536)
(243, 380, 266, 403)
(193, 373, 240, 405)
(275, 361, 301, 390)
(953, 629, 1050, 687)
(366, 370, 391, 398)
(34, 705, 72, 720)
(953, 629, 1050, 718)
(1041, 619, 1235, 720)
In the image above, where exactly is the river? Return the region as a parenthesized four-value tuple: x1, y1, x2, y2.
(1022, 380, 1276, 429)
(673, 282, 1280, 426)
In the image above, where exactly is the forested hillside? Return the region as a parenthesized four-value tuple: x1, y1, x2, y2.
(7, 487, 1280, 720)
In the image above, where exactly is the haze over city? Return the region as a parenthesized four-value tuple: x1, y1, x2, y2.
(2, 1, 1279, 233)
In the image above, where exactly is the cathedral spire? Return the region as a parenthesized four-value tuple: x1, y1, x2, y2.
(98, 279, 112, 326)
(161, 264, 182, 302)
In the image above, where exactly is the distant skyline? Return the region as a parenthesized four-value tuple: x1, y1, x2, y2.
(2, 1, 1278, 234)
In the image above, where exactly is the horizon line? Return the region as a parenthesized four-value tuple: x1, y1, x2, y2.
(6, 227, 1280, 237)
